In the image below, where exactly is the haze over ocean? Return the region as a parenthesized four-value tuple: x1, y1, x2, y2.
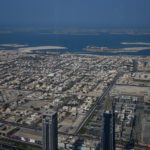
(0, 30, 150, 56)
(0, 0, 150, 28)
(0, 0, 150, 56)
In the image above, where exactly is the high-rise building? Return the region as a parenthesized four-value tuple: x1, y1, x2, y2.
(101, 96, 115, 150)
(101, 111, 115, 150)
(42, 111, 58, 150)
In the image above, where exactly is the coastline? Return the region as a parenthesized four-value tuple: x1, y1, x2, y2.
(121, 42, 150, 46)
(83, 46, 150, 53)
(18, 46, 68, 53)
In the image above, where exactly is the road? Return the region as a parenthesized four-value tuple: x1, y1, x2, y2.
(0, 72, 121, 136)
(74, 72, 121, 135)
(116, 83, 150, 88)
(0, 72, 121, 137)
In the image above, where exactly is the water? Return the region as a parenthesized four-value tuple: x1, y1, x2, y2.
(0, 30, 150, 56)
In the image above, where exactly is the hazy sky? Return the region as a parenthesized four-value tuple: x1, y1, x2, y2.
(0, 0, 150, 28)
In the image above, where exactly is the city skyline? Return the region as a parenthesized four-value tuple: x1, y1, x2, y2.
(0, 0, 150, 149)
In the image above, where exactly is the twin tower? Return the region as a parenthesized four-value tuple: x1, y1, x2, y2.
(42, 97, 115, 150)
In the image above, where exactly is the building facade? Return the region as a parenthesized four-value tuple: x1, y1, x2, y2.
(42, 111, 58, 150)
(101, 110, 115, 150)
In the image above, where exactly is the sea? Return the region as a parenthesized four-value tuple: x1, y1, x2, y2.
(1, 30, 150, 56)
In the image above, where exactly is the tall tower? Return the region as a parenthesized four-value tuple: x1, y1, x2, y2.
(101, 96, 115, 150)
(42, 111, 58, 150)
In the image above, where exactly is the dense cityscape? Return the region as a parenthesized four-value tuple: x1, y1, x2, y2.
(0, 49, 149, 149)
(0, 0, 150, 149)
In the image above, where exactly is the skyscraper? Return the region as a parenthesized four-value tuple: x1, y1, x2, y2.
(101, 96, 115, 150)
(42, 111, 58, 150)
(101, 111, 115, 150)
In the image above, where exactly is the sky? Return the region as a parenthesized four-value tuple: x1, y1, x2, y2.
(0, 0, 150, 28)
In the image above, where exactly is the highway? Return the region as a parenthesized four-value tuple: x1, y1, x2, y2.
(74, 72, 121, 135)
(0, 72, 121, 137)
